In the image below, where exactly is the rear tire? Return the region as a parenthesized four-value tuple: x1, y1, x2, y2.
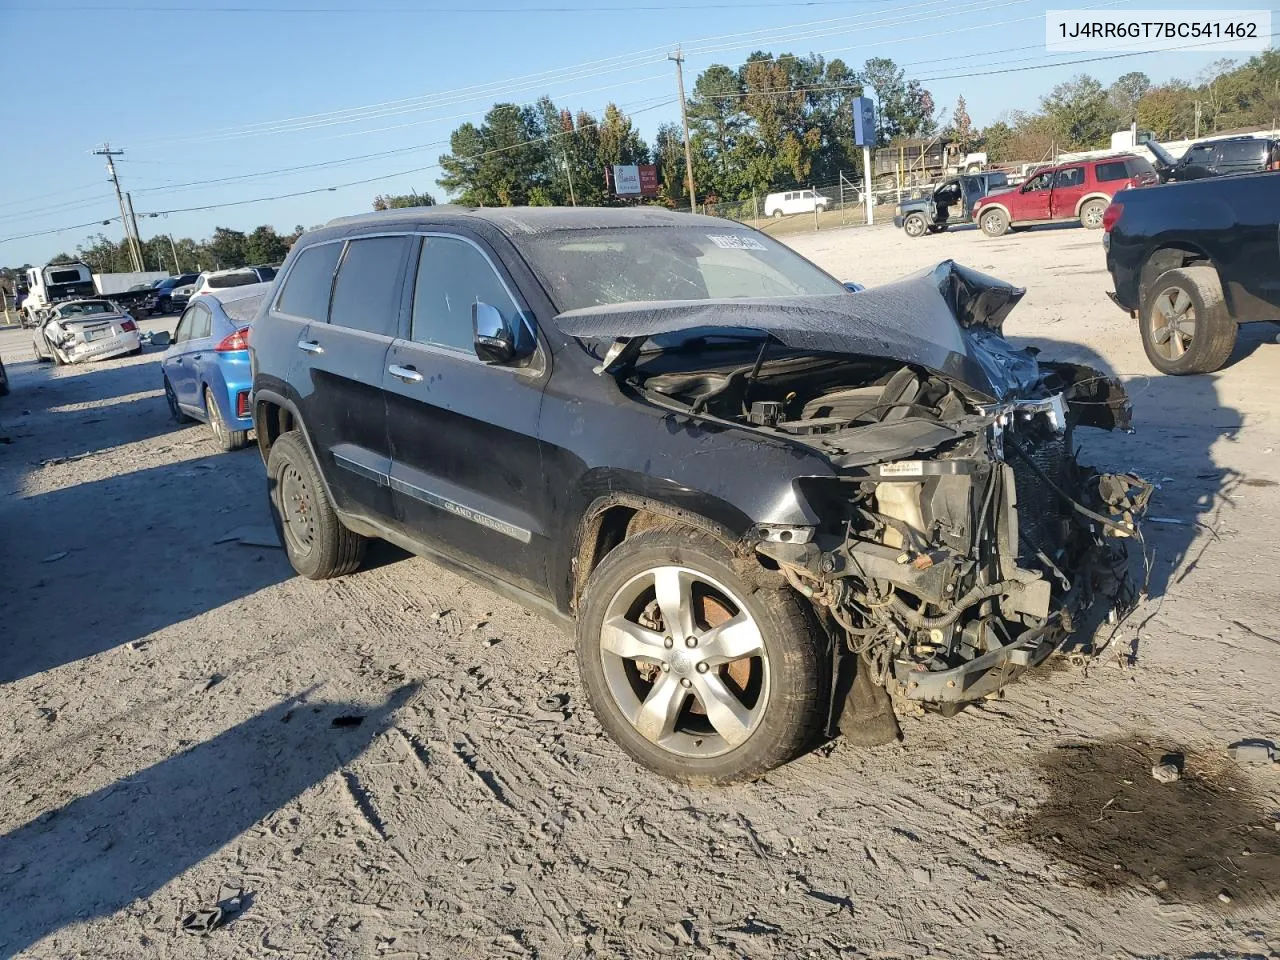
(1140, 266, 1236, 375)
(575, 528, 826, 784)
(1079, 198, 1107, 229)
(903, 212, 928, 238)
(267, 430, 366, 580)
(205, 386, 248, 452)
(980, 208, 1009, 237)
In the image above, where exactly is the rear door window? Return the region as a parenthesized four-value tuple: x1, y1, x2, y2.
(276, 241, 343, 321)
(328, 236, 410, 337)
(1215, 140, 1263, 164)
(1053, 166, 1084, 188)
(410, 236, 519, 353)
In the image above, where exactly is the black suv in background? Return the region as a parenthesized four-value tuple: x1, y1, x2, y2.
(249, 206, 1148, 783)
(1150, 135, 1280, 182)
(144, 272, 200, 315)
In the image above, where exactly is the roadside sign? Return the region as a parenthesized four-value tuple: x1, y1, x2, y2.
(853, 97, 876, 147)
(611, 165, 642, 195)
(638, 165, 659, 197)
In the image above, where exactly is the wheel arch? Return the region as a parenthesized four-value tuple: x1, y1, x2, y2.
(1074, 192, 1112, 216)
(977, 201, 1012, 222)
(1137, 241, 1218, 306)
(561, 480, 757, 615)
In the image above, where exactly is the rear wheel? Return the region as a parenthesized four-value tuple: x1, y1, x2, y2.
(575, 528, 825, 784)
(1140, 266, 1236, 375)
(980, 208, 1009, 237)
(267, 430, 366, 579)
(1079, 198, 1107, 229)
(205, 386, 248, 452)
(903, 212, 928, 238)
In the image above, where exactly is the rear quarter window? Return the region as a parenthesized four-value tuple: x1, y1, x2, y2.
(275, 242, 343, 322)
(1125, 156, 1155, 177)
(1094, 160, 1129, 182)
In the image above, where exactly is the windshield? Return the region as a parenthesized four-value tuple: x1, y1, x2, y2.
(516, 226, 847, 312)
(58, 301, 115, 316)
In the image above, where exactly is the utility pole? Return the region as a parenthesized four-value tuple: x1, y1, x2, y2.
(168, 233, 182, 273)
(562, 151, 578, 207)
(94, 144, 144, 272)
(125, 192, 146, 270)
(1194, 101, 1202, 138)
(669, 46, 697, 215)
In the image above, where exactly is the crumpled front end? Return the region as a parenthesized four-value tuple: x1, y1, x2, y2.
(757, 390, 1151, 716)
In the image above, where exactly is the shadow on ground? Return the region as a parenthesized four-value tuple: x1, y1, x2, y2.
(1012, 336, 1243, 607)
(0, 685, 417, 956)
(0, 451, 291, 684)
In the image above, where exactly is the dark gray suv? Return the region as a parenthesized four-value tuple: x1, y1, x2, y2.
(249, 206, 1150, 783)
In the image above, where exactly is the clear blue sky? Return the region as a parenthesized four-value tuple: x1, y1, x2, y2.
(0, 0, 1267, 267)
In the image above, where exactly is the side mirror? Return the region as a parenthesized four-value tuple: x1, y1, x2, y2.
(472, 302, 515, 364)
(151, 331, 172, 347)
(843, 281, 864, 293)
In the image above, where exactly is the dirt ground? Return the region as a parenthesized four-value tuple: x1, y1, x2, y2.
(2, 222, 1279, 960)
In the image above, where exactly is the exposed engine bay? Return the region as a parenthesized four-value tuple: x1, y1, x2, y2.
(639, 351, 1151, 711)
(555, 261, 1154, 730)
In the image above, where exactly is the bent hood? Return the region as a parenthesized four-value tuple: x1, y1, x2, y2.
(554, 260, 1041, 400)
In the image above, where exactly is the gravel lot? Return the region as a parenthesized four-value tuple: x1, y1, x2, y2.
(2, 222, 1279, 959)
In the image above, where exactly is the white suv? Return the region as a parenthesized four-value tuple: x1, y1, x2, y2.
(764, 189, 830, 218)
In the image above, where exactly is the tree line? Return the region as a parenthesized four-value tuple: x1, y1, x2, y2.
(433, 50, 1277, 211)
(9, 49, 1276, 279)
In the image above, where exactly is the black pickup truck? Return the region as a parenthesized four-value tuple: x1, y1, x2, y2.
(1104, 171, 1280, 374)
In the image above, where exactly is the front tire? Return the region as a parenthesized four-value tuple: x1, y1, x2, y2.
(205, 386, 248, 452)
(980, 208, 1009, 237)
(1140, 265, 1236, 375)
(164, 375, 193, 422)
(903, 212, 928, 238)
(770, 209, 783, 219)
(575, 529, 825, 784)
(1079, 198, 1107, 229)
(266, 430, 366, 579)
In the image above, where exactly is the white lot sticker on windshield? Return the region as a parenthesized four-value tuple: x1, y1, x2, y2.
(706, 234, 766, 250)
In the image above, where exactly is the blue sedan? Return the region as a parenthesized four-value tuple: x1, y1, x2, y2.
(162, 283, 270, 452)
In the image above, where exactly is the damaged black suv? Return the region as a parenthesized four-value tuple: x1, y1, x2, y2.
(250, 206, 1150, 784)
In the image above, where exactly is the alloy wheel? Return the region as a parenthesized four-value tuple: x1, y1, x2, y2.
(1150, 287, 1197, 361)
(598, 565, 769, 758)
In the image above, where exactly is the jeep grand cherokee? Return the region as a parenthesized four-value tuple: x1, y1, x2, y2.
(249, 206, 1150, 784)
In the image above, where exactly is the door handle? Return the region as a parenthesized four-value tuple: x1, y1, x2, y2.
(388, 364, 423, 383)
(191, 353, 202, 360)
(297, 339, 323, 354)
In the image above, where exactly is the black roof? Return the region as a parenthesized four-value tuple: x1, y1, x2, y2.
(320, 205, 730, 238)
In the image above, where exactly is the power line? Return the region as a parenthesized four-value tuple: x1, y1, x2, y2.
(0, 217, 121, 246)
(130, 90, 673, 200)
(133, 98, 677, 219)
(121, 0, 955, 149)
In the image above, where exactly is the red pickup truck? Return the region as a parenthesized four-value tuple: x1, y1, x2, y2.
(972, 154, 1158, 237)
